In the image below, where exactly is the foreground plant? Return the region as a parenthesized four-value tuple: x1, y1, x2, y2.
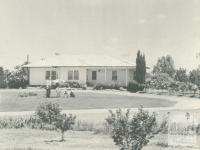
(36, 102, 76, 141)
(106, 108, 157, 150)
(54, 113, 76, 141)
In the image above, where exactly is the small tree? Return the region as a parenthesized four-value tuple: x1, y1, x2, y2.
(36, 102, 76, 141)
(54, 113, 76, 141)
(135, 50, 146, 84)
(36, 102, 61, 124)
(106, 108, 157, 150)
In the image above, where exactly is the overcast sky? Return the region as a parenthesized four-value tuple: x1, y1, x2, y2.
(0, 0, 200, 70)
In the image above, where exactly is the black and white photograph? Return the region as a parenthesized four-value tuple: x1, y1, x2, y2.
(0, 0, 200, 149)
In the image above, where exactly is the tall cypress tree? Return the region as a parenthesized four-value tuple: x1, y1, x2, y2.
(135, 50, 146, 84)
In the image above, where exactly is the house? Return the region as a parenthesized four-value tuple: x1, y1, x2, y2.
(24, 54, 136, 87)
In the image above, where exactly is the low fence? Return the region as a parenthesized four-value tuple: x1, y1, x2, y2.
(145, 88, 200, 98)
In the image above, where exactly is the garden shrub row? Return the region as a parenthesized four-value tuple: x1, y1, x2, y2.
(146, 73, 199, 93)
(51, 81, 81, 89)
(127, 81, 145, 92)
(93, 83, 121, 90)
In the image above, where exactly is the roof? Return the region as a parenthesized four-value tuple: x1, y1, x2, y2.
(24, 54, 135, 68)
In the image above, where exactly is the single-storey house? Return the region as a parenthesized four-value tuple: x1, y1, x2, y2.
(24, 55, 136, 87)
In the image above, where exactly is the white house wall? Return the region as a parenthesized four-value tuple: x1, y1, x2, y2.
(29, 67, 135, 86)
(87, 68, 135, 87)
(29, 67, 87, 85)
(29, 68, 48, 85)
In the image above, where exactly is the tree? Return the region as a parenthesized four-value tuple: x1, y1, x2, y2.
(174, 68, 188, 82)
(7, 61, 29, 88)
(189, 69, 200, 86)
(0, 67, 6, 88)
(106, 108, 157, 150)
(54, 113, 76, 141)
(36, 102, 76, 141)
(153, 55, 175, 77)
(135, 50, 146, 84)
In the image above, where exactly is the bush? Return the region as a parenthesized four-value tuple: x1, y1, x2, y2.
(93, 83, 121, 90)
(106, 108, 157, 150)
(127, 81, 145, 92)
(63, 81, 81, 88)
(7, 76, 28, 89)
(36, 102, 61, 124)
(6, 66, 28, 89)
(146, 73, 173, 90)
(50, 81, 81, 89)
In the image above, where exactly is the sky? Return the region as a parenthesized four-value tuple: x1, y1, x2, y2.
(0, 0, 200, 71)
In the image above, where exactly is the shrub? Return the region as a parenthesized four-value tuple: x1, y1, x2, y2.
(7, 67, 28, 89)
(93, 83, 121, 90)
(127, 81, 144, 92)
(146, 73, 173, 90)
(36, 102, 61, 124)
(63, 81, 81, 88)
(93, 84, 103, 90)
(50, 81, 81, 89)
(7, 76, 28, 89)
(106, 108, 157, 150)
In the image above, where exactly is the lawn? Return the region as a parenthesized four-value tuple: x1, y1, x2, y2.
(0, 129, 117, 150)
(0, 89, 175, 112)
(0, 129, 198, 150)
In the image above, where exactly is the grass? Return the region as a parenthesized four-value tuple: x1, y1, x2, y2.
(0, 129, 199, 150)
(0, 129, 117, 150)
(0, 89, 175, 112)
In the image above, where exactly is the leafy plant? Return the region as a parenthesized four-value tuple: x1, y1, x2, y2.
(93, 83, 121, 90)
(106, 108, 157, 150)
(127, 81, 144, 93)
(54, 114, 76, 141)
(36, 102, 76, 141)
(146, 73, 173, 90)
(36, 102, 61, 124)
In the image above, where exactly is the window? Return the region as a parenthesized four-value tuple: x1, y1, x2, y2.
(68, 70, 73, 80)
(45, 71, 50, 80)
(112, 71, 117, 81)
(51, 71, 57, 80)
(92, 71, 97, 80)
(45, 71, 57, 80)
(74, 70, 79, 80)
